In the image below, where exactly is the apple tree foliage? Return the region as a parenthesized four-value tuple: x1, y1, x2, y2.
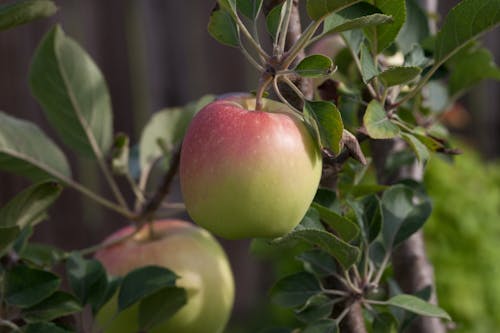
(0, 0, 499, 332)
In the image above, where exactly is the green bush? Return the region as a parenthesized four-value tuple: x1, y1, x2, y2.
(425, 148, 500, 332)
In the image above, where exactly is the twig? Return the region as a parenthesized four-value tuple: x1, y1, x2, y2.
(135, 144, 182, 222)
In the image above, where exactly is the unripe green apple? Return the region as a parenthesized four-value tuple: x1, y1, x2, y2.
(180, 96, 322, 239)
(95, 220, 234, 333)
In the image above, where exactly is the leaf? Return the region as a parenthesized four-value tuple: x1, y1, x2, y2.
(360, 43, 379, 83)
(237, 0, 263, 20)
(323, 2, 393, 35)
(0, 182, 61, 254)
(387, 294, 451, 320)
(0, 181, 62, 229)
(302, 319, 339, 333)
(5, 265, 60, 308)
(295, 54, 335, 78)
(266, 2, 285, 41)
(138, 286, 187, 331)
(208, 6, 240, 47)
(350, 194, 383, 243)
(448, 46, 500, 97)
(295, 294, 336, 323)
(304, 101, 344, 154)
(363, 100, 400, 139)
(311, 203, 359, 242)
(434, 0, 500, 64)
(306, 0, 362, 20)
(93, 276, 122, 315)
(342, 29, 364, 55)
(396, 0, 430, 54)
(118, 266, 178, 311)
(0, 0, 57, 31)
(0, 112, 71, 181)
(270, 272, 322, 307)
(313, 187, 338, 211)
(371, 0, 406, 52)
(377, 66, 421, 87)
(66, 253, 108, 312)
(22, 291, 82, 322)
(404, 44, 432, 68)
(381, 184, 432, 248)
(296, 249, 337, 278)
(24, 322, 74, 333)
(139, 95, 214, 170)
(373, 312, 398, 333)
(401, 132, 430, 162)
(273, 228, 360, 268)
(30, 26, 113, 157)
(20, 243, 64, 268)
(111, 133, 130, 175)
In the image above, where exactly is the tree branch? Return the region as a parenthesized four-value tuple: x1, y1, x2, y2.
(371, 139, 446, 333)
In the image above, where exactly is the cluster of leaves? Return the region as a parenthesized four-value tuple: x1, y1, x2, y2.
(0, 0, 212, 331)
(209, 0, 500, 331)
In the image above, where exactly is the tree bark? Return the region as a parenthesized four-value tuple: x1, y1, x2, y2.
(372, 139, 446, 333)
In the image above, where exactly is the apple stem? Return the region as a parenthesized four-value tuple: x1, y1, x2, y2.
(255, 74, 273, 110)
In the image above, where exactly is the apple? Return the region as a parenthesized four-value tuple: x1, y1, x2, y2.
(180, 96, 322, 239)
(94, 219, 234, 333)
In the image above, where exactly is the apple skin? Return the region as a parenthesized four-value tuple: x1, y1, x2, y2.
(94, 220, 234, 333)
(180, 96, 322, 239)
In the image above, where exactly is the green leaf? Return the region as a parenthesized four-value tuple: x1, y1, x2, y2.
(66, 253, 108, 312)
(404, 44, 431, 68)
(396, 0, 430, 54)
(111, 133, 130, 175)
(118, 266, 178, 311)
(139, 95, 214, 170)
(296, 294, 336, 323)
(401, 132, 430, 162)
(0, 181, 61, 254)
(381, 184, 432, 248)
(0, 112, 71, 181)
(434, 0, 500, 64)
(304, 101, 344, 154)
(373, 312, 398, 333)
(303, 319, 338, 333)
(93, 276, 122, 314)
(313, 187, 339, 211)
(237, 0, 263, 20)
(30, 26, 113, 157)
(24, 322, 74, 333)
(323, 3, 393, 35)
(0, 181, 62, 229)
(311, 203, 359, 242)
(306, 0, 362, 20)
(208, 6, 240, 47)
(363, 100, 400, 139)
(448, 46, 500, 97)
(296, 249, 337, 278)
(5, 265, 60, 308)
(295, 54, 335, 78)
(266, 2, 285, 41)
(387, 294, 451, 320)
(138, 286, 187, 331)
(0, 0, 57, 31)
(349, 195, 383, 243)
(342, 29, 364, 55)
(360, 43, 379, 83)
(22, 291, 82, 322)
(20, 243, 64, 268)
(377, 66, 421, 87)
(271, 272, 322, 307)
(371, 0, 406, 52)
(273, 228, 360, 268)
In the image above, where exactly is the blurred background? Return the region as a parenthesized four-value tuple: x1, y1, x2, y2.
(0, 1, 499, 332)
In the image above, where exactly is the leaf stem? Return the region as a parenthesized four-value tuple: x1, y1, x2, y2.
(277, 0, 293, 57)
(372, 250, 391, 286)
(280, 75, 306, 100)
(273, 76, 304, 117)
(255, 74, 273, 110)
(74, 224, 140, 257)
(234, 12, 269, 60)
(0, 319, 21, 332)
(282, 20, 323, 69)
(240, 44, 265, 71)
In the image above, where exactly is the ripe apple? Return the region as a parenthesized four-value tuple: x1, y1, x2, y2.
(94, 219, 234, 333)
(180, 96, 322, 239)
